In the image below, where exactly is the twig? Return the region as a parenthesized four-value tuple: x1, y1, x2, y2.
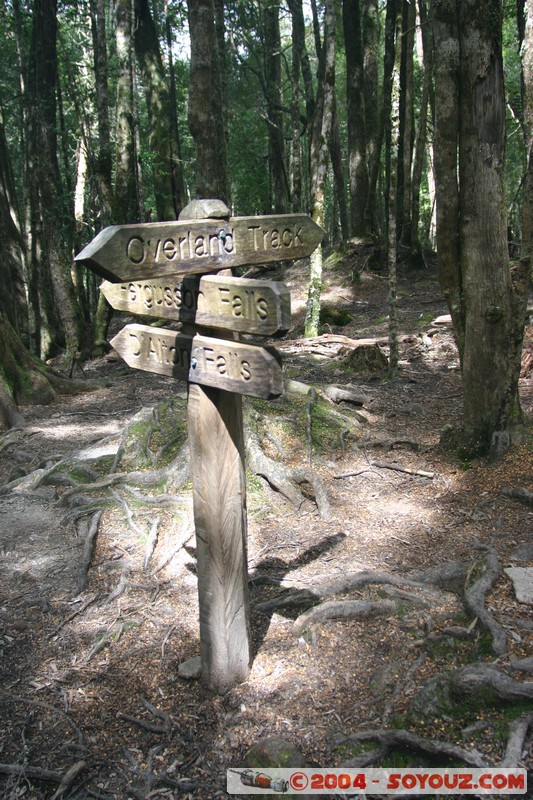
(144, 515, 160, 570)
(0, 762, 62, 782)
(306, 388, 316, 466)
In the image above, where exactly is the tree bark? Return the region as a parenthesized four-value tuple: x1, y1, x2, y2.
(263, 0, 290, 213)
(343, 0, 369, 237)
(27, 0, 85, 360)
(304, 0, 336, 338)
(187, 0, 229, 202)
(134, 0, 185, 220)
(115, 0, 141, 224)
(432, 0, 531, 451)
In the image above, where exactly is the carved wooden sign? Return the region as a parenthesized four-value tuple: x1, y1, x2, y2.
(100, 273, 291, 335)
(110, 324, 283, 399)
(74, 214, 323, 282)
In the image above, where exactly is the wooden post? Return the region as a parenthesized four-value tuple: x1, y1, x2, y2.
(182, 200, 251, 693)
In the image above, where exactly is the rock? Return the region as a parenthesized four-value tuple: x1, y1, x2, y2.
(504, 567, 533, 605)
(408, 672, 453, 718)
(179, 199, 230, 220)
(243, 737, 307, 769)
(241, 737, 311, 800)
(369, 661, 401, 697)
(511, 542, 533, 561)
(178, 655, 201, 680)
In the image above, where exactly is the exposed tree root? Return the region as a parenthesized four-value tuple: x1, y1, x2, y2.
(500, 711, 533, 767)
(340, 728, 487, 768)
(450, 663, 533, 703)
(245, 429, 331, 518)
(464, 548, 507, 655)
(293, 599, 399, 633)
(503, 487, 533, 507)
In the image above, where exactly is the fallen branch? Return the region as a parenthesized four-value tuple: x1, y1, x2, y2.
(372, 460, 434, 479)
(0, 762, 62, 782)
(75, 510, 103, 595)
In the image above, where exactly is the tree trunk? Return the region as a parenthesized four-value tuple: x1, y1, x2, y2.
(410, 0, 431, 266)
(432, 0, 531, 453)
(387, 2, 402, 379)
(0, 109, 28, 340)
(398, 0, 415, 247)
(187, 0, 229, 202)
(27, 0, 85, 360)
(88, 0, 114, 219)
(115, 0, 141, 223)
(362, 0, 379, 232)
(329, 100, 350, 241)
(134, 0, 185, 220)
(304, 0, 336, 338)
(263, 0, 290, 213)
(343, 0, 369, 237)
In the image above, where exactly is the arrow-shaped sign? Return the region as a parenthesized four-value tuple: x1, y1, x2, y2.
(110, 324, 283, 399)
(75, 214, 324, 282)
(100, 274, 291, 335)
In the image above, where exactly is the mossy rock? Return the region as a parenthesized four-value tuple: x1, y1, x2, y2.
(320, 305, 354, 328)
(408, 672, 454, 720)
(344, 344, 388, 374)
(242, 737, 313, 799)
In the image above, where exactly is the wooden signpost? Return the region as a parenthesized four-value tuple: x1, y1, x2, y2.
(74, 213, 324, 282)
(76, 201, 323, 694)
(100, 273, 291, 335)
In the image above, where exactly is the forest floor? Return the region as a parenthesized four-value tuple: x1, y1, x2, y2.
(0, 245, 532, 800)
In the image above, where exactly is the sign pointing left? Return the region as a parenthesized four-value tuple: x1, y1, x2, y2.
(74, 214, 324, 282)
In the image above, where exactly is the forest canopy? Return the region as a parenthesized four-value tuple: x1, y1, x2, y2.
(0, 0, 532, 453)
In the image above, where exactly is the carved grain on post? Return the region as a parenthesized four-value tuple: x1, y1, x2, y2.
(187, 384, 251, 692)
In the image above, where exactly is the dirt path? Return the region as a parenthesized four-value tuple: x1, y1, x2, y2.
(0, 256, 532, 799)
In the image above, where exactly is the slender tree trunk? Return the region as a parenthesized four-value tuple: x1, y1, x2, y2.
(432, 0, 463, 350)
(27, 0, 85, 359)
(0, 109, 28, 339)
(164, 0, 188, 209)
(398, 0, 415, 247)
(134, 0, 185, 220)
(432, 0, 530, 452)
(387, 3, 402, 379)
(369, 0, 398, 240)
(263, 0, 290, 213)
(115, 0, 141, 223)
(187, 0, 229, 202)
(304, 0, 336, 338)
(89, 0, 114, 219)
(362, 0, 380, 232)
(410, 0, 431, 265)
(330, 100, 350, 241)
(343, 0, 369, 237)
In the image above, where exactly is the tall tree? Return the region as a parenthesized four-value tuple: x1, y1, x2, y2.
(343, 0, 369, 237)
(304, 0, 336, 337)
(187, 0, 229, 203)
(115, 0, 141, 223)
(27, 0, 85, 359)
(134, 0, 186, 219)
(432, 0, 530, 453)
(263, 0, 290, 212)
